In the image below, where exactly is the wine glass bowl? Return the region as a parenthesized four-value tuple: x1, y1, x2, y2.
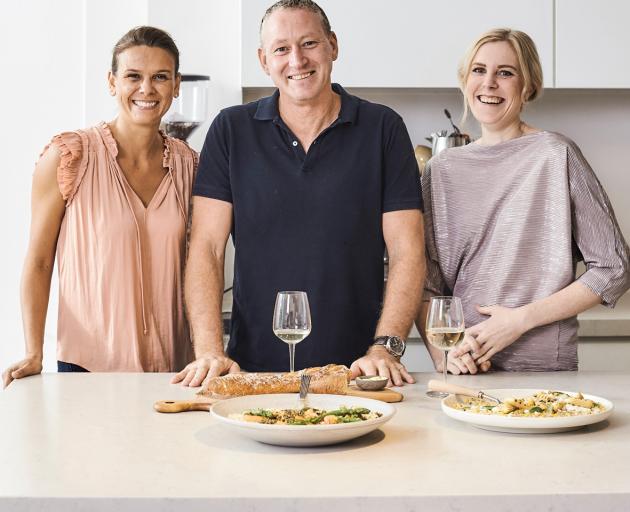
(273, 291, 311, 373)
(425, 296, 465, 398)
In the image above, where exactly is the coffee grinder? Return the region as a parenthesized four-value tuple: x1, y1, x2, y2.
(164, 74, 210, 141)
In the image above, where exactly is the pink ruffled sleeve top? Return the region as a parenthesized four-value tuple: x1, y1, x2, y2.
(48, 122, 196, 371)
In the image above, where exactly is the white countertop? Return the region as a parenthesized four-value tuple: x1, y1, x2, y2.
(1, 372, 629, 511)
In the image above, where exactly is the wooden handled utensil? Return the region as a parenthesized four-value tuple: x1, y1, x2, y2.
(154, 399, 215, 413)
(427, 380, 501, 404)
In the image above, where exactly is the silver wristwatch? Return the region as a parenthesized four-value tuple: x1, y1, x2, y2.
(372, 335, 406, 358)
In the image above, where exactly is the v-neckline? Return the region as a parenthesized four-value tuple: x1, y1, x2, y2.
(117, 168, 170, 210)
(98, 122, 171, 210)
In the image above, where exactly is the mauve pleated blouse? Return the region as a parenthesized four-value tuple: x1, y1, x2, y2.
(47, 122, 196, 371)
(422, 131, 630, 371)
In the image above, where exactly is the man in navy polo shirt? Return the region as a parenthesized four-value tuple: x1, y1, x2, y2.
(173, 0, 426, 387)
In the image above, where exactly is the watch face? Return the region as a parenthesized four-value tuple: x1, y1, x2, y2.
(388, 336, 405, 356)
(373, 336, 405, 357)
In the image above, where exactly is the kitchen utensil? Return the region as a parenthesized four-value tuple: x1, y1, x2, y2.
(427, 379, 501, 404)
(299, 373, 312, 407)
(355, 375, 388, 391)
(443, 108, 461, 134)
(163, 74, 210, 141)
(154, 399, 215, 413)
(428, 132, 471, 156)
(210, 393, 396, 447)
(414, 144, 432, 174)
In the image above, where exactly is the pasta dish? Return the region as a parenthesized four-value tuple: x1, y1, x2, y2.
(451, 391, 605, 417)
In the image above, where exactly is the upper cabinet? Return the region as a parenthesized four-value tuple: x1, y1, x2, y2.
(555, 0, 630, 88)
(242, 0, 554, 88)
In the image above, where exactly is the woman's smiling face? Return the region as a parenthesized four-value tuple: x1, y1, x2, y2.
(108, 45, 180, 127)
(465, 40, 525, 131)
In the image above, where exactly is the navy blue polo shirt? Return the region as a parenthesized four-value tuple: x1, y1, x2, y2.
(193, 84, 422, 372)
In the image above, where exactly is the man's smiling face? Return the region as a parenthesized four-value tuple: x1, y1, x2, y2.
(258, 7, 338, 107)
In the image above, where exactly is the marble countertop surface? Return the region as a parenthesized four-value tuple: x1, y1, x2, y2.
(1, 371, 629, 511)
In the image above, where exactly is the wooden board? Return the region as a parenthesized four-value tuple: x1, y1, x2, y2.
(346, 385, 404, 403)
(154, 399, 216, 413)
(154, 386, 404, 413)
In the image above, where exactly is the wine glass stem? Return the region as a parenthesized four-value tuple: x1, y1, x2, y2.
(288, 343, 296, 373)
(442, 350, 448, 384)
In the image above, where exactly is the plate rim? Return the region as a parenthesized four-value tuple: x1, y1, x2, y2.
(441, 388, 614, 431)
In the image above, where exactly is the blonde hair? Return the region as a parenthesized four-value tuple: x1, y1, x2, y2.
(458, 28, 543, 120)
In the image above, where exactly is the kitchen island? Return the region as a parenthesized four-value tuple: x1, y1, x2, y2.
(1, 371, 628, 512)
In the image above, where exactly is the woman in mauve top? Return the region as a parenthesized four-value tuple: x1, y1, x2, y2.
(2, 27, 196, 387)
(418, 28, 630, 373)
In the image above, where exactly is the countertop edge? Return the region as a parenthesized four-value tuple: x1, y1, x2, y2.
(3, 494, 630, 512)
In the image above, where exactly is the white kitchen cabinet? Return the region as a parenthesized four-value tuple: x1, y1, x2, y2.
(242, 0, 554, 88)
(556, 0, 630, 88)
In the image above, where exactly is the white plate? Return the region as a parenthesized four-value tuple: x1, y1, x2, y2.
(442, 388, 614, 434)
(210, 393, 396, 447)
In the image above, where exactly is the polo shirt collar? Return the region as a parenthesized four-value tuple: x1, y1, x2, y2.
(253, 83, 359, 125)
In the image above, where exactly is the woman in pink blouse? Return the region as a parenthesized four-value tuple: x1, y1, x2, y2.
(2, 26, 196, 387)
(419, 29, 630, 373)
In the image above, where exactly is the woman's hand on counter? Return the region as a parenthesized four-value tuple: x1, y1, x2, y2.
(171, 352, 241, 387)
(2, 356, 43, 389)
(350, 346, 415, 387)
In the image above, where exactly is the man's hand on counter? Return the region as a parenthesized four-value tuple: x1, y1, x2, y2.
(350, 346, 415, 387)
(171, 352, 240, 387)
(2, 356, 43, 389)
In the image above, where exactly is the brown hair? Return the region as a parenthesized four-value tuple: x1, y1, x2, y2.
(111, 26, 180, 74)
(458, 28, 543, 118)
(260, 0, 332, 44)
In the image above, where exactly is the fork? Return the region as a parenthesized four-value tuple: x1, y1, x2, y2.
(299, 373, 312, 408)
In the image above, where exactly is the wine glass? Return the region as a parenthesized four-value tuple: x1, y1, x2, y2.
(425, 296, 465, 398)
(273, 291, 311, 373)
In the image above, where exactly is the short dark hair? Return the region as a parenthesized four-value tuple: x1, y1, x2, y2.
(111, 26, 180, 74)
(260, 0, 332, 43)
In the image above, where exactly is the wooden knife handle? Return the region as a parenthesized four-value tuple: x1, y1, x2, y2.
(154, 400, 213, 413)
(427, 380, 480, 398)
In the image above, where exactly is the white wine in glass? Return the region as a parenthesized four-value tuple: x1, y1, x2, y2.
(425, 296, 465, 398)
(273, 291, 311, 373)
